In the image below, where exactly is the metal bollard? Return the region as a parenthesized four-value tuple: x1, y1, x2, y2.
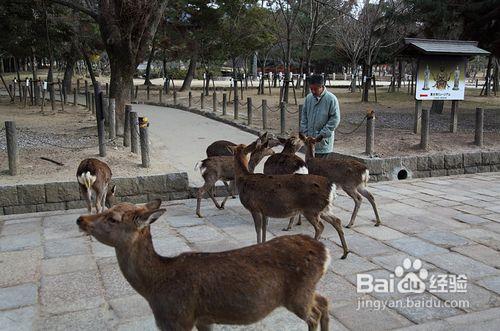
(222, 93, 227, 116)
(201, 93, 204, 109)
(280, 102, 286, 135)
(213, 92, 217, 112)
(108, 98, 116, 139)
(188, 91, 192, 108)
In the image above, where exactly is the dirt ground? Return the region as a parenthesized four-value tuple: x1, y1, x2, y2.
(135, 85, 500, 158)
(0, 97, 176, 185)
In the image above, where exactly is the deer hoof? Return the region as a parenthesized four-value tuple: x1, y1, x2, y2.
(231, 196, 236, 199)
(282, 227, 291, 231)
(345, 224, 352, 229)
(196, 213, 203, 218)
(374, 222, 381, 227)
(341, 251, 350, 259)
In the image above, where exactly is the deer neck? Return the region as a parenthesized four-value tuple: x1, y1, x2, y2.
(115, 229, 170, 299)
(282, 144, 296, 155)
(304, 144, 315, 163)
(234, 151, 251, 178)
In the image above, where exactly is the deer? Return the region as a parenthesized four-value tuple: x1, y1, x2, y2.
(76, 199, 331, 331)
(206, 140, 237, 157)
(76, 158, 116, 214)
(231, 142, 349, 259)
(195, 134, 274, 218)
(299, 133, 381, 228)
(263, 134, 307, 231)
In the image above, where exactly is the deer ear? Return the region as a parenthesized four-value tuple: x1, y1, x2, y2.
(144, 199, 161, 210)
(299, 132, 306, 141)
(227, 145, 237, 154)
(260, 131, 268, 142)
(135, 208, 166, 229)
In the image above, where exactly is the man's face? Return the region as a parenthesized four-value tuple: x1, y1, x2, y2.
(310, 84, 324, 97)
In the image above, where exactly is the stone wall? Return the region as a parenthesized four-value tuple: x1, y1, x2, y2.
(0, 172, 189, 215)
(334, 151, 500, 182)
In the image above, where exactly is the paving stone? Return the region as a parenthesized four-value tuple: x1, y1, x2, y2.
(371, 253, 436, 273)
(43, 220, 82, 240)
(453, 204, 490, 215)
(332, 300, 412, 331)
(167, 214, 206, 228)
(340, 233, 397, 257)
(454, 228, 500, 250)
(0, 248, 42, 287)
(152, 236, 192, 256)
(444, 307, 500, 326)
(0, 283, 38, 310)
(423, 252, 499, 280)
(109, 294, 151, 320)
(43, 236, 90, 258)
(42, 254, 97, 275)
(4, 204, 37, 215)
(482, 221, 500, 234)
(386, 237, 448, 257)
(0, 218, 41, 236)
(40, 269, 104, 314)
(177, 225, 225, 242)
(0, 232, 42, 251)
(317, 270, 361, 308)
(37, 306, 112, 331)
(416, 230, 471, 247)
(192, 239, 241, 252)
(99, 263, 137, 299)
(392, 293, 461, 323)
(117, 316, 157, 331)
(477, 276, 500, 295)
(452, 213, 490, 225)
(0, 306, 36, 331)
(451, 244, 500, 268)
(431, 281, 500, 312)
(91, 240, 116, 258)
(354, 225, 408, 241)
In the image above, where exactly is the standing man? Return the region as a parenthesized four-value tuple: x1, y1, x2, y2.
(300, 74, 340, 158)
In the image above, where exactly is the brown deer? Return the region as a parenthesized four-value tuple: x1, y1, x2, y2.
(206, 140, 237, 157)
(299, 133, 381, 228)
(76, 158, 116, 214)
(231, 143, 349, 259)
(76, 200, 331, 331)
(195, 135, 274, 218)
(263, 134, 307, 231)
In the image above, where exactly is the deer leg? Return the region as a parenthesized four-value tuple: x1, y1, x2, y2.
(80, 185, 92, 214)
(100, 185, 108, 211)
(321, 213, 349, 259)
(297, 214, 302, 225)
(358, 186, 381, 226)
(283, 216, 295, 231)
(303, 213, 324, 240)
(314, 294, 330, 331)
(251, 212, 263, 243)
(344, 186, 363, 228)
(262, 216, 269, 242)
(196, 177, 221, 218)
(223, 180, 236, 199)
(95, 189, 104, 213)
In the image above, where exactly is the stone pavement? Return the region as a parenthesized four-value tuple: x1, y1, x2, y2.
(1, 173, 500, 330)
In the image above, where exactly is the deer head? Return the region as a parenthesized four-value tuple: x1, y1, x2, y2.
(77, 199, 166, 248)
(105, 185, 117, 209)
(278, 134, 304, 154)
(299, 133, 323, 157)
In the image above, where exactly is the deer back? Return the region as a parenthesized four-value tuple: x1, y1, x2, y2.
(307, 158, 367, 187)
(199, 156, 235, 180)
(263, 153, 307, 175)
(206, 140, 236, 157)
(76, 158, 112, 190)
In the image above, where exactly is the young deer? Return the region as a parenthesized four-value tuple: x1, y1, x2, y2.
(195, 135, 274, 218)
(263, 134, 307, 231)
(299, 133, 381, 228)
(231, 143, 349, 259)
(206, 140, 237, 157)
(76, 158, 116, 214)
(77, 200, 331, 331)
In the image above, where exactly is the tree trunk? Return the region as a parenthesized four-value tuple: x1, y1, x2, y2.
(350, 63, 357, 93)
(0, 57, 3, 73)
(492, 57, 499, 95)
(180, 53, 197, 91)
(485, 54, 493, 96)
(162, 56, 168, 78)
(397, 60, 403, 89)
(63, 61, 74, 93)
(362, 64, 372, 102)
(144, 39, 157, 85)
(430, 100, 444, 114)
(108, 57, 134, 122)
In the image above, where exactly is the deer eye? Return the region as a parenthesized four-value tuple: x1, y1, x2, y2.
(108, 218, 118, 224)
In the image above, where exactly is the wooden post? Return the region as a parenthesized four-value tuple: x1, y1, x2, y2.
(130, 111, 139, 154)
(420, 108, 430, 150)
(105, 83, 109, 96)
(247, 97, 252, 125)
(159, 88, 162, 103)
(22, 86, 27, 108)
(188, 91, 192, 108)
(91, 93, 95, 115)
(222, 93, 227, 116)
(372, 76, 378, 103)
(73, 88, 77, 106)
(475, 107, 484, 147)
(124, 104, 132, 147)
(108, 98, 116, 139)
(5, 121, 18, 176)
(414, 100, 422, 134)
(262, 99, 267, 130)
(234, 79, 239, 119)
(96, 91, 106, 157)
(213, 92, 217, 112)
(200, 93, 204, 109)
(280, 102, 286, 135)
(147, 85, 150, 100)
(449, 100, 459, 133)
(139, 117, 150, 168)
(173, 90, 177, 105)
(365, 111, 375, 156)
(135, 85, 139, 100)
(58, 80, 64, 112)
(76, 78, 80, 94)
(84, 80, 88, 107)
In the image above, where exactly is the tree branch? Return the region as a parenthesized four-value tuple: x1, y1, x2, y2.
(49, 0, 98, 20)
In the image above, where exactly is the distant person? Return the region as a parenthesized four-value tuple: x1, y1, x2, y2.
(300, 74, 340, 158)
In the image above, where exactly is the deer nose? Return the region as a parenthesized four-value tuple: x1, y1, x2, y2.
(76, 217, 83, 226)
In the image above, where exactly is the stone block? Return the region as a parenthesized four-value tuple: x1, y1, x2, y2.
(477, 165, 491, 173)
(382, 157, 402, 173)
(0, 283, 38, 310)
(464, 166, 478, 174)
(417, 156, 429, 171)
(147, 193, 171, 202)
(4, 205, 37, 215)
(114, 177, 140, 196)
(0, 248, 42, 287)
(45, 182, 80, 202)
(0, 232, 41, 252)
(387, 237, 448, 257)
(413, 170, 431, 179)
(481, 151, 500, 165)
(0, 186, 18, 206)
(138, 175, 168, 193)
(401, 156, 418, 171)
(363, 158, 384, 174)
(0, 306, 36, 331)
(17, 184, 46, 204)
(44, 237, 90, 258)
(66, 200, 87, 210)
(447, 168, 465, 176)
(119, 194, 149, 204)
(491, 164, 500, 172)
(169, 191, 190, 200)
(36, 202, 66, 212)
(428, 154, 444, 170)
(444, 153, 463, 169)
(430, 169, 447, 177)
(165, 172, 189, 191)
(463, 152, 482, 167)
